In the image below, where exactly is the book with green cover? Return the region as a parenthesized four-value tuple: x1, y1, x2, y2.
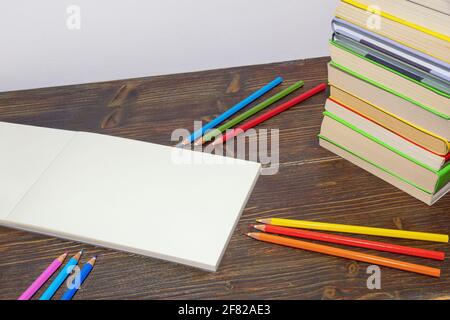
(330, 60, 450, 120)
(319, 135, 450, 205)
(332, 34, 450, 95)
(329, 41, 450, 119)
(328, 62, 450, 141)
(320, 111, 450, 193)
(330, 40, 450, 99)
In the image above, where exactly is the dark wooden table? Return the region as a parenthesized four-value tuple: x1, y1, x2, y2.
(0, 57, 449, 300)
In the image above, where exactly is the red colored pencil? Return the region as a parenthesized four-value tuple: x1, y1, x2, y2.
(212, 83, 327, 146)
(253, 224, 445, 261)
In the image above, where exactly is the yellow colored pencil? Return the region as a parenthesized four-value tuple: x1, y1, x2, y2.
(257, 218, 449, 243)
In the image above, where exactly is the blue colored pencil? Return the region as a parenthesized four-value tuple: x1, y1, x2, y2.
(60, 256, 96, 300)
(177, 77, 283, 147)
(39, 250, 83, 300)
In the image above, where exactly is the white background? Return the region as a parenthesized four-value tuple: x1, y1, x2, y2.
(0, 0, 338, 92)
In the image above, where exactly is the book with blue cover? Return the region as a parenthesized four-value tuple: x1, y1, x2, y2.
(332, 18, 450, 82)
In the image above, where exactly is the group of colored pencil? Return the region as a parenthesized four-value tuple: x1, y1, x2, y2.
(176, 77, 327, 147)
(18, 250, 96, 300)
(249, 218, 448, 278)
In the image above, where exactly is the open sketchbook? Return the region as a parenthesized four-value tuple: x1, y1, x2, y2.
(0, 122, 261, 271)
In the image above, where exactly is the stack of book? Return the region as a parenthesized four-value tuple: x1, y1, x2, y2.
(320, 0, 450, 205)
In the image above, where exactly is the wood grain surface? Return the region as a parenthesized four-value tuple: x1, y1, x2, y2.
(0, 57, 449, 300)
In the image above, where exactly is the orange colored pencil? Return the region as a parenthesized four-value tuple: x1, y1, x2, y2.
(248, 232, 441, 278)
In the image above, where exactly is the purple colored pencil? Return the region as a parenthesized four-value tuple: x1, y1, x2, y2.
(18, 253, 67, 300)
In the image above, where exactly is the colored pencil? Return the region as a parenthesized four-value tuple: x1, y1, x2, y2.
(195, 80, 305, 145)
(257, 218, 449, 243)
(248, 233, 441, 277)
(39, 250, 83, 300)
(176, 77, 283, 147)
(60, 256, 96, 300)
(253, 225, 445, 261)
(18, 252, 67, 300)
(213, 83, 327, 146)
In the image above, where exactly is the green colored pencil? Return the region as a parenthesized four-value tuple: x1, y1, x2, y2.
(195, 80, 305, 145)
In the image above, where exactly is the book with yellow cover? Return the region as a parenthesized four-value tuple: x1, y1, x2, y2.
(342, 0, 450, 40)
(336, 0, 450, 62)
(330, 86, 450, 156)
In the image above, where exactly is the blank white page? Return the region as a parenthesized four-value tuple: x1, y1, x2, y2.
(0, 122, 74, 220)
(7, 132, 260, 271)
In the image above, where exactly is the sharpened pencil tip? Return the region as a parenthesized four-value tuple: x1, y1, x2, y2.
(247, 233, 258, 239)
(211, 138, 223, 147)
(87, 256, 97, 266)
(194, 138, 203, 146)
(73, 250, 83, 260)
(257, 218, 271, 224)
(57, 252, 68, 262)
(176, 139, 191, 148)
(253, 225, 265, 232)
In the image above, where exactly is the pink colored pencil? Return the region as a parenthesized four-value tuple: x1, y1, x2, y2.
(18, 252, 67, 300)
